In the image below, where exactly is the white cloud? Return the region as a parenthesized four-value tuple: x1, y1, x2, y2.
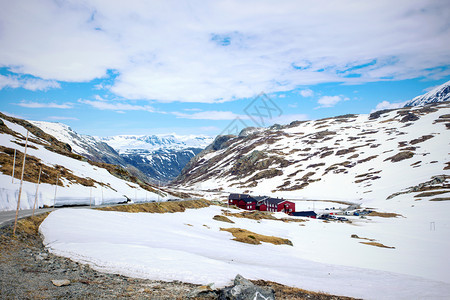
(0, 75, 60, 91)
(317, 95, 349, 108)
(16, 101, 73, 109)
(1, 1, 449, 102)
(371, 100, 407, 112)
(79, 99, 154, 112)
(172, 110, 249, 120)
(300, 89, 314, 97)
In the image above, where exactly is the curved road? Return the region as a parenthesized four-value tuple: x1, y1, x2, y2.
(0, 207, 56, 228)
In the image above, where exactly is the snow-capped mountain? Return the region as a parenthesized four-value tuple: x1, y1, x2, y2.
(100, 134, 214, 182)
(404, 80, 450, 107)
(0, 112, 174, 211)
(101, 134, 213, 153)
(174, 102, 450, 203)
(29, 122, 213, 183)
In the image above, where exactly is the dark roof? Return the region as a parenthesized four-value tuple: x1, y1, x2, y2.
(229, 193, 251, 200)
(264, 198, 292, 205)
(253, 196, 269, 202)
(292, 211, 317, 217)
(239, 198, 257, 203)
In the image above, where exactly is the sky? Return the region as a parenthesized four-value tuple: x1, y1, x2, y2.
(0, 0, 449, 137)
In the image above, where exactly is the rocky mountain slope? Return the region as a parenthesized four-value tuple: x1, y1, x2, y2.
(0, 112, 174, 210)
(174, 102, 450, 203)
(404, 80, 450, 107)
(29, 121, 127, 166)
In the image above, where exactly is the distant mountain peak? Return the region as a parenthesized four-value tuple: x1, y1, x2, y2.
(100, 134, 214, 154)
(404, 80, 450, 107)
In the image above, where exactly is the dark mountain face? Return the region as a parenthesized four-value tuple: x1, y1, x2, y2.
(120, 148, 204, 183)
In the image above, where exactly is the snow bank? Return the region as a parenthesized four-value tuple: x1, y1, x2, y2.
(40, 206, 450, 299)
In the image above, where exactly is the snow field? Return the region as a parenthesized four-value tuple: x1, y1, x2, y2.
(40, 205, 450, 299)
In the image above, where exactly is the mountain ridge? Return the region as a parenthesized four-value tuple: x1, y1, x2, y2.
(29, 121, 213, 183)
(404, 80, 450, 107)
(174, 102, 450, 203)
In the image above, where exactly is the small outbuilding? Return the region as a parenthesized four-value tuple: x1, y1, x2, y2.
(291, 211, 317, 219)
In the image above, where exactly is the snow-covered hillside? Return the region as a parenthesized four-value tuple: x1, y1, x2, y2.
(404, 80, 450, 107)
(0, 113, 174, 211)
(30, 121, 127, 166)
(175, 102, 450, 204)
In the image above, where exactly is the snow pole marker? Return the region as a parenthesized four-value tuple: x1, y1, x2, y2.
(54, 173, 59, 208)
(11, 149, 16, 183)
(32, 167, 41, 216)
(13, 131, 29, 236)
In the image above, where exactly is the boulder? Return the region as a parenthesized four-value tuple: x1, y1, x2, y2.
(51, 279, 70, 287)
(219, 274, 275, 300)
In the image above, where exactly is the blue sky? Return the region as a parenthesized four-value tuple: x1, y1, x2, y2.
(1, 0, 449, 137)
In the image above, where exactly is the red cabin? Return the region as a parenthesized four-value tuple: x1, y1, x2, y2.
(228, 193, 252, 206)
(260, 198, 295, 214)
(228, 194, 295, 214)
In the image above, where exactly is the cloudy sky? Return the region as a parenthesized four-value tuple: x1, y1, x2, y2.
(0, 0, 449, 136)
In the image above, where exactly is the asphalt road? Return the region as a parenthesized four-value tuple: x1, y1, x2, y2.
(0, 207, 57, 228)
(0, 202, 150, 228)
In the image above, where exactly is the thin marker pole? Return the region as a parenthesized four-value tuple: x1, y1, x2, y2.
(32, 167, 42, 216)
(13, 131, 29, 235)
(53, 173, 59, 208)
(90, 187, 92, 207)
(11, 149, 16, 183)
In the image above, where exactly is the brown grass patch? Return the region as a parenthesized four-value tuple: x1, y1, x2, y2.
(213, 215, 234, 223)
(16, 213, 50, 236)
(223, 210, 278, 220)
(351, 234, 375, 242)
(360, 242, 395, 249)
(220, 227, 293, 246)
(414, 190, 449, 198)
(368, 211, 402, 218)
(96, 199, 211, 213)
(429, 197, 450, 201)
(251, 280, 359, 300)
(222, 210, 306, 223)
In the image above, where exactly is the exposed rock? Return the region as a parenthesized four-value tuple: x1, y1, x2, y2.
(219, 275, 275, 300)
(51, 279, 71, 287)
(369, 109, 393, 120)
(206, 135, 236, 151)
(384, 151, 414, 163)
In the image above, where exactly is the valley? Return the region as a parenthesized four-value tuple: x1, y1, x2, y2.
(1, 84, 449, 299)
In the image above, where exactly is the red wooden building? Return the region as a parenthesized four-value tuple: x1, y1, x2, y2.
(228, 194, 295, 214)
(259, 198, 295, 214)
(228, 193, 251, 206)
